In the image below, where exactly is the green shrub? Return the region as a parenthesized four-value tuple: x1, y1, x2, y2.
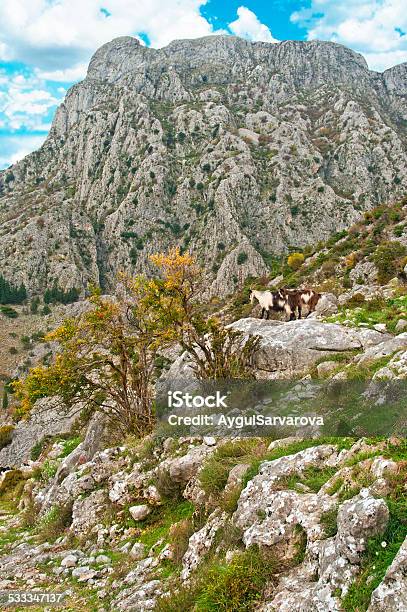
(373, 241, 406, 283)
(0, 425, 14, 450)
(44, 284, 79, 304)
(0, 305, 18, 318)
(37, 503, 73, 543)
(237, 252, 248, 265)
(320, 506, 339, 538)
(0, 275, 27, 304)
(156, 546, 277, 612)
(59, 436, 81, 458)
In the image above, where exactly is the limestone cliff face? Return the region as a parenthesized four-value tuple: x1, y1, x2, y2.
(1, 36, 407, 297)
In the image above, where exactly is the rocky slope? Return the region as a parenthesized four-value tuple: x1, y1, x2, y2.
(1, 273, 407, 610)
(0, 427, 406, 612)
(2, 36, 407, 298)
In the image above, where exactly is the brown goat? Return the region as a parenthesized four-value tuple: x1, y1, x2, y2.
(280, 288, 321, 319)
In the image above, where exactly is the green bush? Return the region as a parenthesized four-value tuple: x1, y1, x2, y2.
(0, 425, 14, 450)
(237, 252, 248, 265)
(44, 284, 79, 304)
(0, 275, 27, 304)
(156, 546, 277, 612)
(0, 305, 18, 318)
(373, 241, 406, 283)
(37, 503, 73, 543)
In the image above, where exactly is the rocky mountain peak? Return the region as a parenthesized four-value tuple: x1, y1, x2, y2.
(1, 35, 407, 299)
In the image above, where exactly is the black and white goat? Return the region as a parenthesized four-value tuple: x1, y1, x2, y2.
(249, 288, 320, 320)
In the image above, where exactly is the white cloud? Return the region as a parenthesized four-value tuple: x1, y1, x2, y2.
(0, 2, 278, 167)
(36, 63, 89, 83)
(291, 0, 407, 71)
(0, 73, 60, 131)
(229, 6, 278, 43)
(0, 0, 217, 71)
(0, 134, 47, 169)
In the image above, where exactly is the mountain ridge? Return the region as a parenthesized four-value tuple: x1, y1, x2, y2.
(1, 35, 407, 299)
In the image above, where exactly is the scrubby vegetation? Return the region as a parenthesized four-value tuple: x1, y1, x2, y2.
(156, 545, 277, 612)
(12, 249, 260, 434)
(326, 294, 407, 333)
(0, 424, 14, 450)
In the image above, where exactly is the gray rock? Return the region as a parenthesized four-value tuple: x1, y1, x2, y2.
(158, 444, 214, 484)
(129, 504, 151, 521)
(357, 333, 407, 366)
(395, 319, 407, 333)
(336, 490, 389, 563)
(71, 489, 108, 535)
(317, 361, 339, 377)
(61, 554, 77, 568)
(229, 318, 389, 378)
(71, 566, 97, 582)
(0, 398, 77, 468)
(2, 37, 407, 301)
(313, 293, 339, 316)
(130, 542, 146, 561)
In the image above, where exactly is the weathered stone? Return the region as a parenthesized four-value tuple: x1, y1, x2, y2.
(71, 489, 108, 536)
(158, 444, 214, 484)
(336, 490, 389, 563)
(317, 361, 339, 377)
(0, 398, 77, 468)
(61, 554, 77, 568)
(395, 319, 407, 333)
(130, 542, 146, 561)
(181, 510, 227, 580)
(313, 293, 339, 316)
(129, 504, 151, 521)
(71, 566, 97, 582)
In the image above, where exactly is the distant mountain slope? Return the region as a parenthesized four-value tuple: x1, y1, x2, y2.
(2, 35, 407, 298)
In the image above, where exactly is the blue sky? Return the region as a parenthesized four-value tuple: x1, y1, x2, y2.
(1, 0, 407, 169)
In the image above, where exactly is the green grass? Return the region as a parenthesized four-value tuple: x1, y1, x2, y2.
(136, 499, 195, 552)
(326, 295, 407, 334)
(342, 465, 407, 611)
(320, 506, 339, 538)
(198, 439, 264, 496)
(276, 465, 338, 493)
(59, 436, 82, 457)
(155, 546, 277, 612)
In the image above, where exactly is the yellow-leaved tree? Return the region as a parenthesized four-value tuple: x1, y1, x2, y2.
(150, 247, 260, 380)
(13, 282, 169, 436)
(13, 248, 259, 436)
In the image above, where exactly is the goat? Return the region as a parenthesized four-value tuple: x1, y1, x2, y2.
(249, 289, 292, 320)
(280, 288, 321, 319)
(250, 288, 321, 321)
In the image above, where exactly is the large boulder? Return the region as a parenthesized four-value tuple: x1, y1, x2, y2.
(230, 318, 389, 378)
(0, 398, 77, 468)
(163, 318, 389, 381)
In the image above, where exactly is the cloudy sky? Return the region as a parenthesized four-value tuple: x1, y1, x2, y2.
(1, 0, 407, 169)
